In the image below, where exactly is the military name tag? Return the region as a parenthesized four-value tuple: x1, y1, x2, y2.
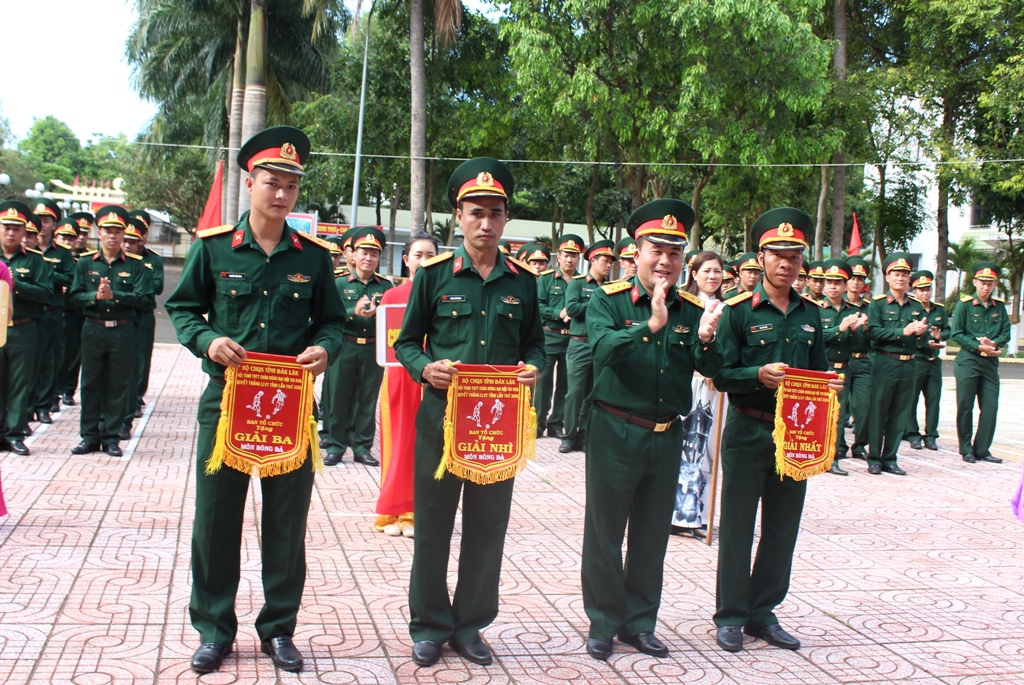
(441, 295, 466, 303)
(221, 272, 246, 280)
(750, 323, 772, 333)
(625, 319, 643, 327)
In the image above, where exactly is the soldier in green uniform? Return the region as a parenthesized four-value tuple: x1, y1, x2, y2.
(326, 236, 345, 269)
(721, 263, 738, 298)
(58, 212, 94, 405)
(1, 201, 54, 455)
(536, 235, 582, 440)
(805, 260, 826, 303)
(736, 252, 762, 293)
(905, 270, 949, 451)
(712, 208, 843, 653)
(951, 262, 1010, 463)
(843, 256, 872, 458)
(794, 259, 809, 294)
(166, 127, 346, 674)
(616, 237, 637, 280)
(524, 243, 551, 274)
(560, 239, 616, 454)
(67, 206, 150, 457)
(581, 199, 722, 660)
(864, 252, 928, 475)
(319, 225, 392, 467)
(118, 218, 150, 440)
(394, 158, 544, 668)
(818, 259, 867, 475)
(126, 210, 164, 419)
(31, 198, 75, 420)
(684, 248, 701, 285)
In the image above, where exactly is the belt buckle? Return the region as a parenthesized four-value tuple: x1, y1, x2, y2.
(900, 354, 911, 361)
(357, 337, 367, 345)
(104, 320, 116, 328)
(654, 420, 672, 433)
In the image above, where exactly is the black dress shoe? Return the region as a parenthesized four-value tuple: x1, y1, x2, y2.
(536, 426, 545, 439)
(50, 400, 60, 413)
(716, 625, 743, 652)
(71, 440, 101, 455)
(118, 426, 131, 441)
(558, 439, 577, 454)
(354, 452, 379, 466)
(882, 464, 907, 476)
(411, 640, 442, 667)
(1, 440, 29, 455)
(547, 426, 566, 439)
(868, 463, 882, 475)
(191, 642, 231, 674)
(61, 393, 76, 406)
(27, 412, 36, 423)
(978, 454, 1004, 463)
(322, 452, 344, 466)
(962, 453, 977, 463)
(844, 419, 853, 429)
(36, 411, 52, 424)
(261, 635, 303, 671)
(828, 462, 849, 476)
(618, 632, 668, 657)
(744, 623, 801, 650)
(134, 407, 144, 419)
(586, 638, 613, 660)
(450, 637, 492, 665)
(924, 438, 938, 450)
(104, 443, 124, 457)
(909, 438, 923, 450)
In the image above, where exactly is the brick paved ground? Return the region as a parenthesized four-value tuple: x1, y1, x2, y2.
(1, 343, 1022, 684)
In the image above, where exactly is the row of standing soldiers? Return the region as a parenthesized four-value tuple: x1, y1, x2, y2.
(0, 199, 164, 458)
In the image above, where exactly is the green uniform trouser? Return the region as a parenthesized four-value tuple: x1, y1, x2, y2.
(58, 309, 84, 397)
(319, 340, 383, 456)
(906, 358, 942, 441)
(867, 355, 915, 467)
(135, 309, 156, 405)
(33, 308, 63, 413)
(582, 405, 682, 638)
(835, 368, 850, 456)
(715, 410, 806, 628)
(123, 322, 140, 429)
(190, 380, 315, 645)
(847, 356, 871, 457)
(536, 331, 569, 431)
(79, 320, 136, 445)
(954, 352, 1000, 458)
(563, 337, 594, 439)
(0, 321, 39, 441)
(409, 389, 515, 644)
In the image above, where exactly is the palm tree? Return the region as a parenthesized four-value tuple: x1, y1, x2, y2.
(947, 236, 986, 294)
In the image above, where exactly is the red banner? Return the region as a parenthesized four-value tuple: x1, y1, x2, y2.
(375, 304, 406, 367)
(771, 368, 840, 480)
(206, 352, 320, 477)
(437, 364, 537, 484)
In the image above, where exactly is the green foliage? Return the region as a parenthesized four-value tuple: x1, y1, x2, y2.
(947, 237, 986, 292)
(119, 144, 214, 230)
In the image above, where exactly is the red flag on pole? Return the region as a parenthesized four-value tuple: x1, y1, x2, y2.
(196, 160, 224, 232)
(848, 212, 862, 256)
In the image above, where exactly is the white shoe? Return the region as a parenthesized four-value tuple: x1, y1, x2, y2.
(401, 524, 414, 538)
(383, 523, 403, 537)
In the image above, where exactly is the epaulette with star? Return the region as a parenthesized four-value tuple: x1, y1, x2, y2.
(56, 241, 71, 250)
(961, 294, 973, 302)
(297, 232, 332, 250)
(195, 224, 234, 239)
(601, 280, 632, 296)
(375, 271, 394, 283)
(421, 251, 453, 268)
(26, 247, 43, 255)
(572, 273, 586, 279)
(908, 294, 920, 302)
(125, 252, 143, 260)
(677, 288, 705, 309)
(540, 268, 555, 276)
(80, 249, 98, 258)
(993, 296, 1005, 303)
(873, 293, 887, 300)
(507, 256, 537, 275)
(334, 267, 349, 277)
(726, 291, 753, 306)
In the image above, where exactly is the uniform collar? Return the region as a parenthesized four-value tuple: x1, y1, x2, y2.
(451, 244, 518, 281)
(629, 276, 680, 308)
(231, 217, 303, 254)
(348, 269, 379, 284)
(93, 250, 126, 262)
(749, 282, 806, 312)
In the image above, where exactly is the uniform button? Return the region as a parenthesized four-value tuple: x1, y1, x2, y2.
(659, 398, 663, 403)
(230, 289, 236, 295)
(265, 258, 270, 263)
(657, 341, 661, 345)
(480, 340, 486, 346)
(481, 310, 486, 316)
(293, 292, 299, 299)
(760, 340, 765, 346)
(263, 290, 268, 296)
(660, 369, 664, 374)
(785, 338, 789, 342)
(452, 310, 458, 316)
(508, 313, 514, 319)
(260, 322, 266, 329)
(643, 336, 649, 342)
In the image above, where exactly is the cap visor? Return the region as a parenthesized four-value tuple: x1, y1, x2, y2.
(253, 163, 307, 178)
(639, 235, 687, 246)
(761, 242, 805, 251)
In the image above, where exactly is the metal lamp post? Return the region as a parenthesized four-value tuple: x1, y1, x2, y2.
(349, 1, 377, 230)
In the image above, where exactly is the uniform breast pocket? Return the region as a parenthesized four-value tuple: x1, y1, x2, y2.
(744, 329, 778, 364)
(495, 302, 523, 341)
(216, 280, 252, 326)
(276, 283, 313, 327)
(434, 301, 471, 345)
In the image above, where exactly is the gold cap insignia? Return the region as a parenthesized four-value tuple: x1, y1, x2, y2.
(778, 222, 794, 237)
(6, 208, 18, 217)
(476, 171, 494, 187)
(280, 142, 297, 161)
(105, 212, 119, 223)
(662, 214, 678, 230)
(77, 219, 90, 228)
(565, 240, 577, 249)
(828, 265, 839, 273)
(34, 204, 46, 212)
(978, 267, 996, 278)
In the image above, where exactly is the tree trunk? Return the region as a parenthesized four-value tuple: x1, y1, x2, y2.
(689, 166, 714, 249)
(409, 0, 427, 234)
(226, 29, 246, 223)
(425, 158, 435, 235)
(815, 164, 830, 261)
(874, 163, 887, 267)
(237, 0, 267, 219)
(375, 184, 382, 227)
(551, 200, 558, 246)
(585, 163, 598, 244)
(934, 107, 954, 303)
(743, 214, 752, 252)
(387, 183, 401, 271)
(830, 0, 847, 257)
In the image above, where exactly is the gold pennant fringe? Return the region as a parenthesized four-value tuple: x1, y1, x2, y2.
(771, 375, 840, 482)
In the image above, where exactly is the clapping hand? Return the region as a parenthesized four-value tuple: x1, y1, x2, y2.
(699, 298, 724, 342)
(646, 278, 670, 333)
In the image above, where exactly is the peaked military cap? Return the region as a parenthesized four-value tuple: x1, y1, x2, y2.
(808, 260, 826, 278)
(626, 198, 693, 246)
(125, 217, 146, 240)
(55, 218, 79, 238)
(95, 205, 130, 229)
(972, 261, 1000, 281)
(128, 209, 152, 230)
(31, 197, 62, 222)
(341, 232, 354, 250)
(70, 211, 94, 233)
(325, 235, 345, 254)
(723, 263, 738, 279)
(497, 239, 512, 255)
(0, 200, 32, 226)
(822, 258, 851, 280)
(350, 225, 386, 251)
(883, 251, 913, 274)
(556, 234, 585, 253)
(25, 214, 40, 233)
(846, 256, 869, 278)
(911, 270, 934, 289)
(447, 157, 514, 208)
(524, 243, 552, 263)
(585, 239, 616, 261)
(237, 125, 310, 177)
(686, 249, 701, 268)
(750, 207, 811, 250)
(736, 252, 762, 271)
(799, 259, 810, 276)
(616, 237, 637, 260)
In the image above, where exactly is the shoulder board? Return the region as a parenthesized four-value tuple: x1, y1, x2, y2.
(421, 251, 454, 268)
(572, 273, 586, 279)
(334, 267, 349, 276)
(818, 299, 830, 308)
(195, 224, 234, 239)
(375, 272, 393, 283)
(125, 252, 143, 260)
(80, 250, 98, 257)
(873, 294, 887, 300)
(507, 256, 537, 275)
(800, 293, 819, 305)
(961, 294, 973, 302)
(726, 291, 753, 306)
(296, 232, 332, 250)
(677, 288, 705, 308)
(540, 268, 555, 276)
(56, 241, 71, 250)
(26, 247, 43, 255)
(601, 280, 632, 295)
(908, 295, 920, 302)
(993, 296, 1005, 303)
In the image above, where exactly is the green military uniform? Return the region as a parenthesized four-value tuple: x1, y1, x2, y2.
(721, 262, 739, 299)
(581, 199, 721, 649)
(865, 252, 922, 473)
(905, 270, 949, 448)
(165, 125, 347, 652)
(736, 252, 762, 293)
(31, 199, 75, 419)
(536, 236, 580, 438)
(394, 159, 545, 650)
(951, 262, 1010, 462)
(562, 239, 616, 452)
(319, 226, 392, 464)
(129, 210, 165, 414)
(68, 206, 150, 451)
(818, 259, 858, 469)
(524, 242, 552, 274)
(1, 201, 54, 454)
(713, 208, 828, 643)
(842, 256, 871, 458)
(58, 213, 94, 403)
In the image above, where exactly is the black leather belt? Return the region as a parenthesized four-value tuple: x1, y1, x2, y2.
(43, 305, 59, 311)
(571, 335, 588, 342)
(595, 401, 679, 433)
(832, 361, 848, 369)
(878, 350, 913, 361)
(9, 317, 34, 327)
(87, 317, 132, 328)
(209, 375, 226, 387)
(851, 352, 867, 359)
(734, 405, 774, 423)
(543, 326, 570, 335)
(63, 310, 76, 317)
(344, 334, 375, 345)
